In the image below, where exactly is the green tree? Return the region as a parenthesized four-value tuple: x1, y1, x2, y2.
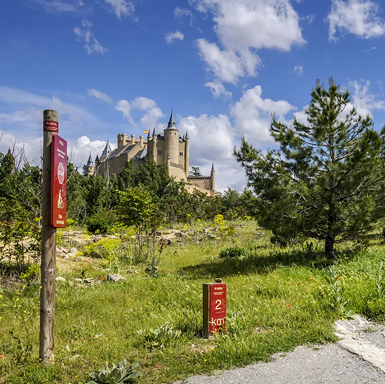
(189, 166, 202, 176)
(119, 187, 156, 262)
(235, 79, 385, 259)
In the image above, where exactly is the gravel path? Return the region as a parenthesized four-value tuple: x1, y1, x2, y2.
(173, 316, 385, 384)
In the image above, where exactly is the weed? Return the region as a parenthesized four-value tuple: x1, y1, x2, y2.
(219, 246, 247, 259)
(86, 360, 142, 384)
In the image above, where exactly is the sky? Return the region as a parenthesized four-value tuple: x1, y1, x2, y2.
(1, 0, 385, 191)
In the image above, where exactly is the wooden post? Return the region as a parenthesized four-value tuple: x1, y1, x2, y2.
(202, 283, 211, 339)
(39, 109, 58, 364)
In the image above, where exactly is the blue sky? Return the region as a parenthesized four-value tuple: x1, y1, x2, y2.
(1, 0, 385, 190)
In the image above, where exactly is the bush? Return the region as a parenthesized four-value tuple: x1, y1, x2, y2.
(86, 360, 142, 384)
(219, 246, 247, 258)
(86, 212, 116, 234)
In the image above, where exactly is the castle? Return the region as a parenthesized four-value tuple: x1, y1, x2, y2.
(84, 112, 216, 196)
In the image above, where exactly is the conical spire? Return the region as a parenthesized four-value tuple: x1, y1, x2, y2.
(101, 141, 112, 158)
(185, 131, 189, 139)
(167, 111, 177, 130)
(211, 163, 215, 172)
(87, 154, 93, 166)
(152, 127, 156, 136)
(95, 154, 99, 163)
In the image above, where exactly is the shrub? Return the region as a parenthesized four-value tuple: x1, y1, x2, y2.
(86, 212, 115, 234)
(144, 322, 182, 349)
(219, 246, 247, 258)
(19, 263, 41, 282)
(86, 360, 142, 384)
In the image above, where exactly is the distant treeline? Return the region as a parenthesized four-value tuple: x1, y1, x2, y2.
(0, 153, 255, 231)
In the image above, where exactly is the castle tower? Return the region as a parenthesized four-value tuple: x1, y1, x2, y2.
(164, 112, 179, 164)
(117, 134, 126, 148)
(210, 164, 215, 192)
(184, 131, 189, 175)
(152, 127, 157, 163)
(100, 142, 112, 161)
(84, 154, 95, 178)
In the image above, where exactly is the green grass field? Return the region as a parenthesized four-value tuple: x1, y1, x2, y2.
(1, 220, 385, 383)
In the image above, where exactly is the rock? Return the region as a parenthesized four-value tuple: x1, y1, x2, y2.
(74, 278, 83, 283)
(70, 247, 77, 254)
(56, 276, 66, 282)
(84, 278, 94, 284)
(106, 274, 127, 282)
(145, 266, 158, 274)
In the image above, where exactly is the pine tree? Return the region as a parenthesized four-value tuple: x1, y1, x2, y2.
(235, 78, 385, 259)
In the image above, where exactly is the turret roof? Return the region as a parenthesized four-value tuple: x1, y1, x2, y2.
(87, 154, 93, 166)
(166, 111, 178, 130)
(101, 142, 112, 157)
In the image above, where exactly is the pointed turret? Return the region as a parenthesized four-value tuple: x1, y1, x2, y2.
(164, 111, 179, 165)
(167, 111, 177, 130)
(95, 154, 99, 164)
(210, 163, 216, 192)
(101, 141, 112, 159)
(84, 153, 95, 178)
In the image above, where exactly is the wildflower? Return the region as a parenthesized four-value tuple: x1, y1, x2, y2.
(92, 335, 95, 338)
(298, 282, 300, 285)
(286, 303, 290, 307)
(298, 319, 301, 321)
(338, 277, 341, 280)
(100, 276, 104, 280)
(309, 278, 312, 281)
(0, 355, 3, 358)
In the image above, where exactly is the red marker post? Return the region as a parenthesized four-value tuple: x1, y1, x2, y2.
(203, 281, 227, 338)
(51, 135, 67, 228)
(40, 110, 67, 364)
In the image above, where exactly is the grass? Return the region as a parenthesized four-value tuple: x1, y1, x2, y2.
(1, 220, 385, 383)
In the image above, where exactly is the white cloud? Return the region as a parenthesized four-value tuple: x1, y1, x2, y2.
(74, 20, 108, 55)
(194, 0, 305, 51)
(231, 85, 297, 145)
(205, 81, 232, 98)
(115, 97, 164, 129)
(196, 39, 261, 84)
(348, 79, 385, 116)
(179, 114, 235, 163)
(294, 65, 304, 75)
(88, 89, 112, 104)
(0, 85, 111, 143)
(67, 136, 114, 167)
(192, 0, 305, 84)
(174, 7, 194, 25)
(165, 31, 184, 44)
(178, 113, 248, 191)
(328, 0, 385, 41)
(26, 0, 87, 14)
(103, 0, 135, 20)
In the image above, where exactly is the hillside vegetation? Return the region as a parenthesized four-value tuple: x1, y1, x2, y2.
(2, 219, 385, 384)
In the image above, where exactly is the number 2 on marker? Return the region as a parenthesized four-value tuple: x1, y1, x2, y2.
(215, 299, 221, 310)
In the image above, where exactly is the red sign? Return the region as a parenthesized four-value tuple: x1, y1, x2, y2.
(44, 121, 59, 133)
(209, 283, 226, 334)
(51, 135, 67, 228)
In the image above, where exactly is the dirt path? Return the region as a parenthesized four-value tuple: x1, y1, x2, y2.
(174, 316, 385, 384)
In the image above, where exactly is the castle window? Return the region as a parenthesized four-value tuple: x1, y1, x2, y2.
(158, 150, 162, 155)
(180, 152, 183, 156)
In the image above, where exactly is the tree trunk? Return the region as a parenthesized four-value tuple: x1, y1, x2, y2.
(325, 234, 335, 260)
